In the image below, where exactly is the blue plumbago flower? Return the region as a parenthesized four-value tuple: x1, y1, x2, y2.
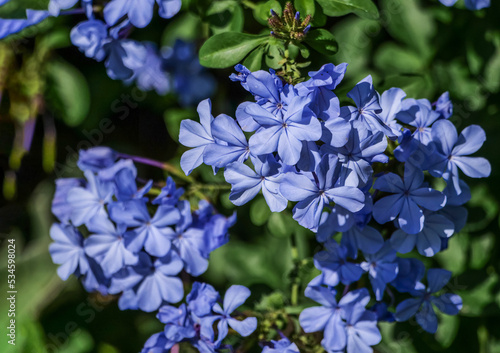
(378, 87, 406, 136)
(434, 91, 453, 119)
(52, 178, 84, 223)
(66, 170, 114, 226)
(203, 114, 250, 169)
(0, 9, 50, 40)
(341, 75, 396, 139)
(157, 304, 196, 345)
(299, 285, 380, 353)
(243, 70, 285, 116)
(224, 154, 287, 212)
(186, 282, 220, 317)
(429, 119, 491, 194)
(437, 180, 470, 237)
(109, 199, 180, 257)
(201, 285, 258, 345)
(390, 212, 455, 257)
(390, 257, 425, 293)
(104, 0, 181, 28)
(203, 212, 236, 255)
(262, 338, 300, 353)
(229, 64, 251, 89)
(296, 63, 347, 121)
(49, 223, 89, 280)
(280, 154, 365, 231)
(103, 39, 148, 80)
(102, 160, 152, 201)
(246, 93, 322, 165)
(396, 98, 441, 146)
(84, 218, 138, 277)
(70, 19, 109, 60)
(313, 239, 364, 287)
(179, 99, 216, 175)
(112, 252, 184, 312)
(341, 224, 384, 259)
(395, 269, 462, 333)
(361, 242, 399, 301)
(439, 0, 490, 10)
(372, 166, 446, 234)
(370, 302, 395, 322)
(153, 176, 184, 206)
(77, 147, 117, 171)
(169, 200, 210, 276)
(322, 120, 388, 187)
(48, 0, 79, 15)
(140, 331, 172, 353)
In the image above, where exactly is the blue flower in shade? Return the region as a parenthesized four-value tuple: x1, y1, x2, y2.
(163, 40, 216, 107)
(157, 304, 196, 344)
(280, 154, 365, 231)
(109, 199, 180, 257)
(439, 0, 490, 10)
(103, 160, 152, 201)
(66, 170, 114, 226)
(313, 239, 364, 287)
(203, 114, 250, 169)
(49, 223, 89, 280)
(224, 155, 287, 212)
(203, 212, 236, 255)
(128, 43, 171, 95)
(246, 94, 322, 165)
(322, 121, 388, 187)
(390, 257, 426, 293)
(112, 252, 184, 312)
(77, 147, 117, 172)
(341, 75, 396, 139)
(299, 286, 380, 353)
(262, 338, 300, 353)
(52, 178, 84, 223)
(103, 39, 148, 80)
(378, 87, 406, 135)
(372, 167, 446, 234)
(437, 180, 470, 239)
(70, 19, 109, 60)
(429, 119, 491, 194)
(229, 64, 251, 89)
(201, 285, 258, 345)
(395, 269, 462, 333)
(104, 0, 181, 28)
(0, 9, 50, 40)
(390, 212, 455, 257)
(84, 218, 138, 277)
(396, 98, 441, 145)
(341, 224, 385, 259)
(186, 282, 220, 317)
(179, 99, 216, 175)
(434, 91, 453, 119)
(361, 242, 399, 301)
(170, 200, 210, 276)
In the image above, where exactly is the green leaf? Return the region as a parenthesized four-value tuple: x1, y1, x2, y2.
(161, 13, 202, 46)
(265, 38, 285, 69)
(316, 0, 379, 20)
(435, 312, 459, 348)
(164, 108, 196, 143)
(206, 1, 244, 35)
(268, 212, 295, 238)
(46, 59, 90, 127)
(379, 0, 435, 56)
(470, 232, 495, 269)
(304, 29, 338, 57)
(253, 0, 282, 26)
(243, 46, 265, 71)
(199, 32, 269, 68)
(374, 43, 424, 74)
(294, 0, 316, 17)
(250, 197, 272, 226)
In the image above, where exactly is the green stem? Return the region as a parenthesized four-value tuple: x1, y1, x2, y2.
(241, 0, 257, 9)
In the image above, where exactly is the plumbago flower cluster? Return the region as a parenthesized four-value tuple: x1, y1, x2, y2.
(0, 0, 214, 104)
(179, 63, 491, 352)
(49, 148, 240, 313)
(439, 0, 490, 10)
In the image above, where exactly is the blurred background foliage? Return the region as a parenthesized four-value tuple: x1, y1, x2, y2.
(0, 0, 499, 352)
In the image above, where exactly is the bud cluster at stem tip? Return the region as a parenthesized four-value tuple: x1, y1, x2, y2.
(269, 2, 311, 41)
